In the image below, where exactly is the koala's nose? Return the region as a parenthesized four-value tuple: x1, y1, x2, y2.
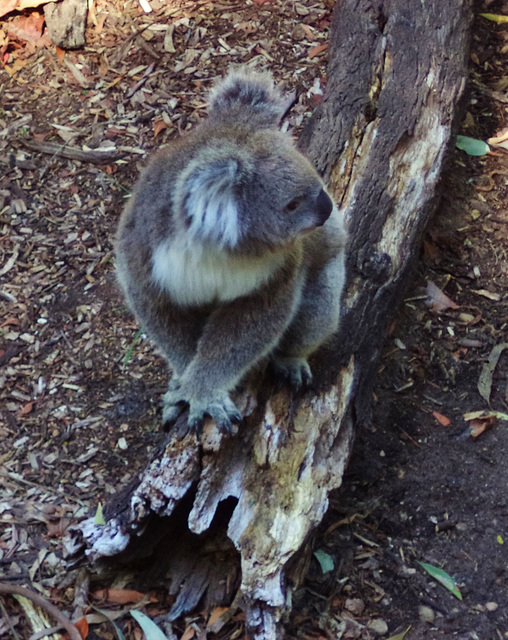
(316, 188, 333, 226)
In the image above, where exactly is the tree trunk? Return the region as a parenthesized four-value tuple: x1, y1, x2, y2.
(65, 1, 471, 637)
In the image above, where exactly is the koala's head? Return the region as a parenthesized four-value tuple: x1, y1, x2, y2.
(174, 132, 333, 254)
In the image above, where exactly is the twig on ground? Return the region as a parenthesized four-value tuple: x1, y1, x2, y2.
(0, 584, 82, 640)
(19, 140, 126, 165)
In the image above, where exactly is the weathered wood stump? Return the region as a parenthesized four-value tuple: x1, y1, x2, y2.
(44, 0, 87, 49)
(66, 1, 471, 637)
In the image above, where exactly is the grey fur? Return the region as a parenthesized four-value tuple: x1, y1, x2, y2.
(115, 68, 347, 434)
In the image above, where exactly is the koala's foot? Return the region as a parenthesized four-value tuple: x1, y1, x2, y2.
(271, 356, 312, 390)
(163, 381, 242, 435)
(188, 393, 242, 435)
(162, 378, 187, 425)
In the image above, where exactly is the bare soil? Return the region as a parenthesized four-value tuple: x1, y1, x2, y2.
(0, 1, 507, 639)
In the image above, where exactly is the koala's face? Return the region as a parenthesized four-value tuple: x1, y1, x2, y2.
(176, 132, 333, 253)
(237, 136, 333, 251)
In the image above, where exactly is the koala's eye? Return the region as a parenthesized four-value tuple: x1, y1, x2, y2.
(284, 197, 303, 212)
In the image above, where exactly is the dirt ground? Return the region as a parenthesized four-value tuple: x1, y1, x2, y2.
(1, 1, 508, 639)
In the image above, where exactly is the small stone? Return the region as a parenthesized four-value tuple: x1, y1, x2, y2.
(486, 602, 499, 612)
(291, 24, 306, 41)
(367, 619, 389, 635)
(419, 605, 435, 623)
(295, 4, 310, 15)
(345, 598, 365, 615)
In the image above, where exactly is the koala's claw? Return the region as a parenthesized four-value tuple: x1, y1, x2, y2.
(272, 356, 313, 390)
(163, 381, 242, 435)
(162, 400, 186, 425)
(188, 396, 242, 435)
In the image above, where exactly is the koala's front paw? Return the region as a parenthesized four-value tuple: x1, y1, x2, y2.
(188, 393, 242, 434)
(162, 379, 187, 425)
(271, 356, 313, 390)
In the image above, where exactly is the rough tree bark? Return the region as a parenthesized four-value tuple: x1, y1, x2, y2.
(65, 1, 471, 637)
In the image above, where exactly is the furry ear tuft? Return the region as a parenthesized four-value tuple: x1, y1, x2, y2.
(178, 156, 246, 248)
(208, 68, 291, 127)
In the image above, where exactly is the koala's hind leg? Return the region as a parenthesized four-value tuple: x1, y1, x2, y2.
(273, 247, 346, 388)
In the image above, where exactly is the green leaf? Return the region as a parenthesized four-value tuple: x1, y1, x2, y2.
(387, 627, 411, 640)
(497, 535, 504, 545)
(456, 135, 490, 156)
(479, 13, 508, 24)
(418, 561, 463, 600)
(94, 503, 106, 526)
(123, 328, 143, 366)
(314, 549, 334, 574)
(130, 610, 169, 640)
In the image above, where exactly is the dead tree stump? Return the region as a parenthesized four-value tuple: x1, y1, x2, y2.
(66, 1, 471, 637)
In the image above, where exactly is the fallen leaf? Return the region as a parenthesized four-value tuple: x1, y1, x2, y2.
(56, 46, 65, 63)
(472, 288, 501, 301)
(477, 343, 508, 403)
(0, 317, 19, 328)
(0, 0, 58, 18)
(207, 606, 229, 628)
(94, 503, 106, 525)
(456, 135, 490, 156)
(153, 118, 168, 139)
(301, 24, 317, 40)
(2, 58, 29, 78)
(463, 410, 508, 421)
(181, 625, 196, 640)
(387, 627, 411, 640)
(480, 12, 508, 23)
(308, 43, 328, 59)
(130, 610, 166, 640)
(425, 280, 458, 312)
(6, 12, 45, 43)
(469, 417, 495, 438)
(93, 588, 149, 605)
(19, 401, 35, 416)
(422, 238, 440, 261)
(432, 411, 451, 426)
(314, 549, 334, 573)
(418, 561, 462, 600)
(74, 617, 89, 639)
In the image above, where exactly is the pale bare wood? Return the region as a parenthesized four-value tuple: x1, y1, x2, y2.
(44, 0, 87, 49)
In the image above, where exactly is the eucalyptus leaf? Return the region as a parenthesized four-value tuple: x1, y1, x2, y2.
(94, 502, 106, 526)
(479, 12, 508, 23)
(478, 343, 508, 403)
(130, 610, 169, 640)
(456, 135, 490, 156)
(418, 561, 463, 600)
(387, 627, 411, 640)
(314, 549, 334, 574)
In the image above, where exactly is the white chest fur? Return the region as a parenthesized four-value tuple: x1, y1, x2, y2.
(151, 241, 285, 307)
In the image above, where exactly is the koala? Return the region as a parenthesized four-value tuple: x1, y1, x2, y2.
(115, 68, 347, 435)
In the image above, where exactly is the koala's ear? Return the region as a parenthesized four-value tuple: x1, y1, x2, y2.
(178, 156, 244, 248)
(208, 68, 291, 128)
